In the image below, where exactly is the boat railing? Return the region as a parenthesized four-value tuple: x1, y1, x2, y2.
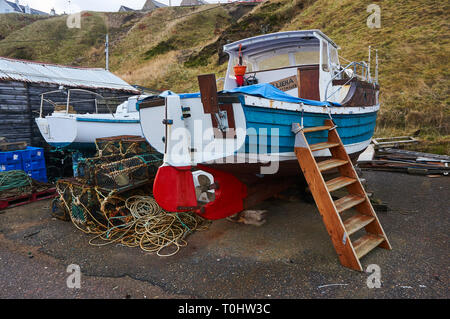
(39, 89, 114, 118)
(324, 61, 372, 102)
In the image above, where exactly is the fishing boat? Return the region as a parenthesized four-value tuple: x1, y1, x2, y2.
(36, 89, 145, 151)
(138, 30, 380, 220)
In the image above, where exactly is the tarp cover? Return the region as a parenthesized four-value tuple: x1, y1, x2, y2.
(165, 84, 340, 106)
(223, 83, 340, 107)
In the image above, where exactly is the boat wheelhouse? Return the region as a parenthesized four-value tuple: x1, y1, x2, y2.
(223, 30, 378, 104)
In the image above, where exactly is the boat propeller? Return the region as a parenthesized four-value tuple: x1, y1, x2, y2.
(195, 174, 216, 203)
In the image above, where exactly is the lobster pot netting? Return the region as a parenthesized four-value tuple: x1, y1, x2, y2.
(56, 178, 101, 226)
(95, 136, 158, 157)
(77, 154, 127, 183)
(93, 154, 162, 191)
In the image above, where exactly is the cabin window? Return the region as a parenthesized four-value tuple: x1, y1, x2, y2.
(321, 41, 329, 72)
(329, 47, 339, 67)
(257, 53, 290, 71)
(294, 50, 320, 65)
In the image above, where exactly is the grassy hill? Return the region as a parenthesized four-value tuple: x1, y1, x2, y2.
(0, 0, 448, 153)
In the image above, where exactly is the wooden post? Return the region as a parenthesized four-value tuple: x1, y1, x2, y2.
(198, 74, 220, 114)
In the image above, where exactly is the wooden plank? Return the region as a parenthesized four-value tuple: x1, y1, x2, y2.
(326, 176, 356, 192)
(353, 234, 385, 259)
(334, 195, 366, 213)
(198, 74, 219, 114)
(344, 214, 375, 236)
(303, 125, 332, 133)
(310, 141, 340, 152)
(317, 159, 348, 172)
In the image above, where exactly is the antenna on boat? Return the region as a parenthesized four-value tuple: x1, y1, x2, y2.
(368, 45, 371, 82)
(375, 49, 379, 84)
(105, 34, 109, 71)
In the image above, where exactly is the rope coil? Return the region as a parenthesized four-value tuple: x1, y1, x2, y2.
(56, 182, 208, 257)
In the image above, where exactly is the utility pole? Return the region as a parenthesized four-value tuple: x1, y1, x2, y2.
(368, 45, 371, 81)
(105, 34, 109, 71)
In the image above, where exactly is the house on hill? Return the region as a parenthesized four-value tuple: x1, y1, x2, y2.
(118, 5, 135, 12)
(0, 57, 139, 146)
(0, 0, 48, 15)
(142, 0, 167, 12)
(180, 0, 208, 6)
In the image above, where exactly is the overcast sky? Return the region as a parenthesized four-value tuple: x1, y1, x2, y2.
(24, 1, 220, 14)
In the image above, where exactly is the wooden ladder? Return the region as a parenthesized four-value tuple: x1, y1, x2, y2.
(292, 119, 392, 271)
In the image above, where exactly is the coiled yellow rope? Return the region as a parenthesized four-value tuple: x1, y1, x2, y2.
(57, 184, 208, 257)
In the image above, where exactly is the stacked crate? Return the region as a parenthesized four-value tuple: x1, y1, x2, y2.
(0, 147, 48, 183)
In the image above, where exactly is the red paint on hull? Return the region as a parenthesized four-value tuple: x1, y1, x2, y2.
(153, 165, 197, 212)
(195, 165, 248, 220)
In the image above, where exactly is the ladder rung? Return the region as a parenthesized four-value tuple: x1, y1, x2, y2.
(310, 142, 340, 152)
(353, 234, 385, 259)
(343, 214, 375, 236)
(334, 195, 366, 213)
(326, 176, 357, 192)
(303, 126, 333, 133)
(317, 159, 348, 172)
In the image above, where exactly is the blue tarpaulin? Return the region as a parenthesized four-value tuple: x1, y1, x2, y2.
(223, 84, 340, 107)
(159, 84, 340, 107)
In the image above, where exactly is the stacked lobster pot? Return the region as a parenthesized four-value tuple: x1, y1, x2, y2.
(53, 136, 162, 223)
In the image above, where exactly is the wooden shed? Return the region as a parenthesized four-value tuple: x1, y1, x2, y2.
(0, 57, 140, 146)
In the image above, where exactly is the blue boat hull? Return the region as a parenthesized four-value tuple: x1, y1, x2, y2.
(240, 105, 377, 155)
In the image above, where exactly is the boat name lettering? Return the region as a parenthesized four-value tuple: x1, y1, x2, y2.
(270, 76, 298, 92)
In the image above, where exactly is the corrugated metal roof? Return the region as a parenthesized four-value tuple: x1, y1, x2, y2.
(0, 57, 139, 93)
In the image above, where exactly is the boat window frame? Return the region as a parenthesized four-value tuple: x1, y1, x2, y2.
(321, 40, 330, 72)
(246, 44, 320, 72)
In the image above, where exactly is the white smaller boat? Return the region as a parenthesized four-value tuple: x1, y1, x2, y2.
(36, 89, 146, 151)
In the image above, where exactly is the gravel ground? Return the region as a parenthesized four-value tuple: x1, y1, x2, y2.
(0, 171, 448, 299)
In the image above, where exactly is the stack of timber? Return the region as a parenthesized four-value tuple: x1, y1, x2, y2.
(358, 148, 449, 176)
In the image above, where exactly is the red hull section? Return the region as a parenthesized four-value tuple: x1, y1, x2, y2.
(153, 165, 197, 212)
(195, 165, 248, 220)
(152, 164, 248, 220)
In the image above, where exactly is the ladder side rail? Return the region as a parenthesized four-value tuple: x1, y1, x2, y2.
(325, 120, 392, 250)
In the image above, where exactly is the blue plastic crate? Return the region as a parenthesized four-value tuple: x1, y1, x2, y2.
(0, 149, 23, 165)
(27, 147, 45, 161)
(22, 158, 46, 171)
(0, 162, 22, 172)
(25, 168, 47, 183)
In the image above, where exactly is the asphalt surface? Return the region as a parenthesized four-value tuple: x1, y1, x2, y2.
(0, 171, 448, 299)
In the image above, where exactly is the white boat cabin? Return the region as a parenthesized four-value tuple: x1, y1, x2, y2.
(223, 30, 344, 103)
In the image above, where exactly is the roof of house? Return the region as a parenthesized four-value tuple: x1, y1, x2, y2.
(118, 5, 135, 12)
(142, 0, 167, 11)
(0, 57, 139, 93)
(180, 0, 208, 6)
(4, 0, 21, 12)
(5, 1, 48, 15)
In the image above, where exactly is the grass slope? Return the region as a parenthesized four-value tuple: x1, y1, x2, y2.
(0, 1, 447, 153)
